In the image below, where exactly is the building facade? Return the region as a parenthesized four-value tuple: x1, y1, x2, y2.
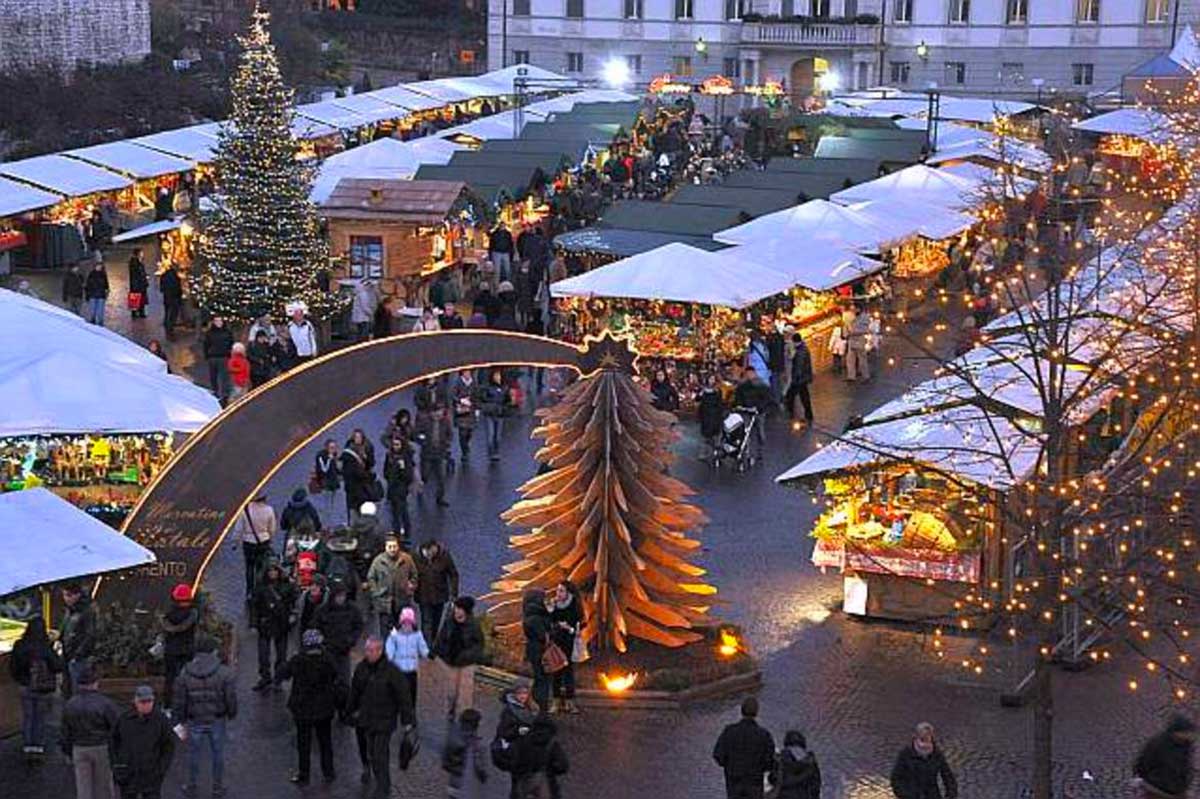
(488, 0, 1200, 99)
(0, 0, 151, 74)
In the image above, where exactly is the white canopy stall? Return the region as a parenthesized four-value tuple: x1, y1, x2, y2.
(830, 164, 982, 211)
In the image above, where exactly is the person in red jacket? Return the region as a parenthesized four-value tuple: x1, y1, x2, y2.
(228, 343, 251, 401)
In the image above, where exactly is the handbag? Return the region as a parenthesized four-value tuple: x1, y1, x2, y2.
(367, 478, 385, 502)
(307, 470, 323, 496)
(397, 725, 421, 770)
(541, 636, 569, 675)
(126, 291, 143, 310)
(570, 632, 589, 664)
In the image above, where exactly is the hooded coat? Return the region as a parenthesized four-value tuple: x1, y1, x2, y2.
(314, 596, 364, 655)
(59, 595, 96, 663)
(521, 590, 552, 669)
(276, 647, 345, 721)
(771, 746, 822, 799)
(173, 651, 238, 725)
(1136, 716, 1195, 798)
(889, 743, 958, 799)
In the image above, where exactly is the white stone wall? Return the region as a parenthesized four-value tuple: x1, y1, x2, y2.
(0, 0, 152, 74)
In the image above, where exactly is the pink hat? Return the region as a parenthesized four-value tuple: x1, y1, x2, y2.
(399, 607, 417, 626)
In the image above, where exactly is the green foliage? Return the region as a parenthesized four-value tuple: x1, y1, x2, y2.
(194, 9, 345, 323)
(93, 602, 161, 677)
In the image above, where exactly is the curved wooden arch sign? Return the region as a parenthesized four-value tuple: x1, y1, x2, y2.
(97, 330, 636, 608)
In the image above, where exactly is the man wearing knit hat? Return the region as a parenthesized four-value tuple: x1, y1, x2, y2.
(111, 685, 175, 799)
(275, 629, 343, 786)
(432, 596, 484, 721)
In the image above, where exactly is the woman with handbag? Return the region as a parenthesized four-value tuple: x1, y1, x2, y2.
(520, 589, 554, 710)
(127, 248, 149, 319)
(313, 440, 341, 520)
(548, 581, 583, 715)
(233, 495, 279, 603)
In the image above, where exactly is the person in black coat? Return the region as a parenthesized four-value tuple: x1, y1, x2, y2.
(520, 589, 553, 711)
(159, 585, 198, 713)
(414, 540, 459, 647)
(275, 629, 345, 785)
(111, 685, 175, 799)
(202, 317, 234, 402)
(340, 444, 373, 524)
(252, 561, 298, 690)
(9, 615, 62, 754)
(713, 697, 776, 799)
(784, 334, 815, 425)
(765, 328, 786, 404)
(649, 369, 680, 413)
(697, 372, 725, 457)
(314, 583, 363, 687)
(83, 260, 109, 326)
(547, 581, 582, 715)
(432, 596, 485, 720)
(889, 723, 958, 799)
(280, 489, 322, 545)
(770, 730, 821, 799)
(248, 331, 276, 388)
(383, 436, 415, 541)
(509, 714, 569, 799)
(128, 248, 150, 319)
(1135, 715, 1195, 799)
(159, 263, 183, 337)
(62, 265, 85, 316)
(348, 636, 414, 799)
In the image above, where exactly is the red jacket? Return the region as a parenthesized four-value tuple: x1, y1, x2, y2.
(228, 353, 251, 388)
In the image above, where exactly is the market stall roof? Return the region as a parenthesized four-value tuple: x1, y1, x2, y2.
(830, 163, 982, 210)
(516, 120, 625, 145)
(597, 200, 747, 237)
(328, 92, 416, 124)
(65, 141, 195, 179)
(447, 148, 573, 176)
(440, 109, 549, 143)
(295, 100, 374, 131)
(544, 102, 642, 127)
(464, 64, 578, 96)
(310, 137, 467, 203)
(522, 89, 640, 115)
(721, 170, 850, 199)
(938, 161, 1037, 196)
(813, 135, 926, 165)
(0, 289, 168, 375)
(766, 156, 883, 184)
(320, 178, 472, 223)
(290, 115, 341, 141)
(550, 242, 795, 308)
(1071, 108, 1169, 142)
(478, 137, 591, 163)
(714, 197, 912, 250)
(0, 154, 132, 196)
(717, 237, 883, 291)
(925, 136, 1053, 174)
(893, 117, 996, 151)
(0, 489, 156, 597)
(844, 127, 930, 145)
(412, 162, 546, 204)
(553, 227, 727, 258)
(1127, 53, 1192, 78)
(0, 349, 221, 436)
(669, 185, 805, 218)
(131, 123, 223, 163)
(406, 77, 483, 104)
(849, 199, 976, 241)
(112, 218, 183, 243)
(828, 94, 1038, 124)
(775, 404, 1043, 491)
(0, 175, 62, 217)
(365, 84, 445, 112)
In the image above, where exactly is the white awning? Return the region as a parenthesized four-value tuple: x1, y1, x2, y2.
(1072, 108, 1169, 143)
(296, 100, 374, 131)
(365, 85, 445, 112)
(328, 93, 416, 124)
(291, 115, 341, 140)
(112, 218, 183, 243)
(406, 77, 481, 104)
(466, 65, 578, 96)
(65, 141, 195, 179)
(0, 489, 156, 597)
(0, 175, 62, 218)
(828, 94, 1037, 124)
(714, 198, 915, 250)
(440, 109, 549, 143)
(717, 238, 884, 292)
(550, 242, 796, 308)
(310, 136, 466, 203)
(0, 154, 131, 197)
(830, 164, 983, 211)
(131, 123, 223, 163)
(925, 137, 1053, 174)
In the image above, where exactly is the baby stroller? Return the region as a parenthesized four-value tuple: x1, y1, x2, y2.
(715, 407, 760, 472)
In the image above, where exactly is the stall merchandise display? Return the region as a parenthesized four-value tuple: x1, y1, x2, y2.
(1, 434, 173, 499)
(557, 296, 748, 363)
(0, 617, 24, 655)
(890, 237, 952, 279)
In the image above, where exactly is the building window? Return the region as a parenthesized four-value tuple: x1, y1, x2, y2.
(512, 0, 530, 15)
(1006, 0, 1027, 23)
(626, 54, 642, 75)
(566, 52, 584, 73)
(725, 0, 747, 19)
(624, 0, 643, 18)
(675, 0, 693, 19)
(893, 0, 913, 22)
(673, 55, 693, 77)
(1072, 62, 1094, 86)
(812, 0, 831, 17)
(945, 61, 966, 85)
(1001, 62, 1024, 83)
(890, 61, 910, 84)
(1146, 0, 1168, 22)
(1076, 0, 1099, 22)
(513, 50, 530, 65)
(566, 0, 584, 18)
(349, 236, 383, 279)
(723, 57, 740, 78)
(949, 0, 970, 23)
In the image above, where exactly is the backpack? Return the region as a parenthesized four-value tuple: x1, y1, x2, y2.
(29, 654, 56, 693)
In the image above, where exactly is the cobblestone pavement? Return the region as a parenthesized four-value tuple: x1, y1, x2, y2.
(3, 262, 1192, 799)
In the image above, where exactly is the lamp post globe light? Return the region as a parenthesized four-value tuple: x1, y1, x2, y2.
(916, 40, 929, 60)
(603, 57, 632, 89)
(695, 36, 708, 57)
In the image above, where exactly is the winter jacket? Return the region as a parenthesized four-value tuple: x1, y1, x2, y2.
(228, 353, 250, 388)
(451, 377, 479, 428)
(61, 688, 119, 755)
(276, 648, 345, 721)
(347, 656, 414, 732)
(480, 384, 507, 418)
(84, 268, 109, 299)
(59, 596, 96, 663)
(385, 628, 429, 673)
(314, 451, 340, 492)
(443, 722, 488, 792)
(128, 256, 150, 294)
(110, 707, 175, 792)
(521, 590, 552, 669)
(314, 598, 364, 655)
(281, 500, 322, 537)
(733, 378, 771, 411)
(1136, 719, 1195, 798)
(415, 544, 459, 605)
(62, 270, 84, 302)
(771, 746, 822, 799)
(548, 594, 581, 654)
(497, 690, 540, 744)
(889, 744, 958, 799)
(790, 342, 814, 387)
(159, 269, 183, 306)
(173, 651, 238, 725)
(9, 633, 63, 692)
(488, 227, 514, 255)
(649, 378, 679, 413)
(247, 341, 276, 387)
(415, 411, 453, 460)
(712, 718, 776, 792)
(509, 717, 569, 798)
(766, 332, 786, 372)
(414, 381, 448, 413)
(160, 605, 198, 660)
(252, 575, 298, 635)
(433, 613, 485, 667)
(299, 589, 328, 633)
(340, 448, 374, 514)
(384, 445, 415, 498)
(202, 325, 234, 359)
(367, 551, 418, 614)
(697, 387, 724, 440)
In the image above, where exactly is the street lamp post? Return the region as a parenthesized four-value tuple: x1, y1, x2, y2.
(500, 0, 508, 68)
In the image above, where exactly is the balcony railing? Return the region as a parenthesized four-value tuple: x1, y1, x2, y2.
(743, 21, 879, 46)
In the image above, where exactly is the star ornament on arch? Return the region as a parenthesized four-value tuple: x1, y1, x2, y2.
(577, 329, 640, 377)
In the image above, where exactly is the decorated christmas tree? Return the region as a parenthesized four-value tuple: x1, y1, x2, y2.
(488, 367, 717, 653)
(192, 6, 341, 322)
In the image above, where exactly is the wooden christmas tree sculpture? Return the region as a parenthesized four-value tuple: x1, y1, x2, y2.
(487, 367, 717, 653)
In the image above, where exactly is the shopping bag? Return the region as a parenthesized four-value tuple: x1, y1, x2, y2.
(127, 292, 144, 310)
(571, 634, 589, 664)
(397, 725, 420, 770)
(541, 638, 569, 675)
